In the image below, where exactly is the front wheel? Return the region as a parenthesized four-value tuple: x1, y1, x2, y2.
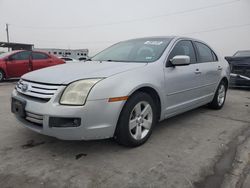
(0, 70, 5, 82)
(115, 92, 157, 147)
(208, 80, 227, 109)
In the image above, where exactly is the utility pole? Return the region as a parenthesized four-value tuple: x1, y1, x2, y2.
(6, 23, 10, 51)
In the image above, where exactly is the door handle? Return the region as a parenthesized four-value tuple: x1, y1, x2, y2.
(194, 69, 201, 74)
(217, 66, 223, 71)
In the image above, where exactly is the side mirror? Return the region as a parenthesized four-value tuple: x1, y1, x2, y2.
(170, 55, 190, 66)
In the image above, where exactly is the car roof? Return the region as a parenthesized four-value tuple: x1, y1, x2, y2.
(125, 36, 175, 41)
(9, 50, 25, 54)
(123, 36, 208, 44)
(6, 50, 50, 54)
(125, 36, 220, 58)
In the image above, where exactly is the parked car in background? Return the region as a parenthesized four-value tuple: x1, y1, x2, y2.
(11, 37, 229, 147)
(78, 57, 88, 61)
(59, 57, 79, 63)
(0, 50, 65, 82)
(225, 50, 250, 87)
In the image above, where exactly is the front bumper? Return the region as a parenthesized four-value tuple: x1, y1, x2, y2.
(11, 89, 124, 140)
(230, 73, 250, 87)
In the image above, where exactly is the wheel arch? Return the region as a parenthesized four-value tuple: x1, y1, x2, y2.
(221, 77, 229, 90)
(128, 86, 162, 121)
(0, 68, 6, 80)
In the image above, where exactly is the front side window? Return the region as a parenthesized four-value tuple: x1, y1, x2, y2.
(11, 51, 31, 60)
(92, 38, 172, 63)
(32, 52, 49, 60)
(195, 42, 214, 63)
(168, 40, 196, 64)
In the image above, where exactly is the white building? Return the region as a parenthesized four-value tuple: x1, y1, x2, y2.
(35, 48, 89, 59)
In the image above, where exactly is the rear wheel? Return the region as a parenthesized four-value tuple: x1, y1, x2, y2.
(115, 92, 157, 147)
(0, 70, 5, 82)
(208, 80, 227, 109)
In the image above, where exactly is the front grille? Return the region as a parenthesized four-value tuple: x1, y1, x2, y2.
(16, 79, 60, 101)
(25, 111, 43, 126)
(232, 66, 250, 77)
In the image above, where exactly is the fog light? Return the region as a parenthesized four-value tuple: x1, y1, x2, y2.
(49, 117, 81, 127)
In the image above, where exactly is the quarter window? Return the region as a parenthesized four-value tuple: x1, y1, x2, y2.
(195, 42, 214, 63)
(32, 52, 49, 60)
(168, 40, 196, 65)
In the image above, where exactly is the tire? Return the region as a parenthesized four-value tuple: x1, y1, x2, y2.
(115, 92, 157, 147)
(208, 80, 227, 110)
(0, 70, 5, 82)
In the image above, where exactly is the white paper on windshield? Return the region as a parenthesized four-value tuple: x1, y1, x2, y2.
(145, 56, 153, 60)
(144, 41, 163, 45)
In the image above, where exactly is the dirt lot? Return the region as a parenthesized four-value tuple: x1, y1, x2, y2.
(0, 81, 249, 188)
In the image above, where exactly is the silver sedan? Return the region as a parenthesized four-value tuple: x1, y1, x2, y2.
(11, 36, 230, 147)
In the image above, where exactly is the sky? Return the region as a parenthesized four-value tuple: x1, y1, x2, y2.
(0, 0, 250, 56)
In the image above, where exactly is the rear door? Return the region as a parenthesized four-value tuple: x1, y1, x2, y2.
(194, 41, 221, 97)
(6, 51, 31, 77)
(31, 52, 52, 70)
(164, 40, 203, 116)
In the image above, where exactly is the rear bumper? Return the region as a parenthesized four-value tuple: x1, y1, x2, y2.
(230, 73, 250, 87)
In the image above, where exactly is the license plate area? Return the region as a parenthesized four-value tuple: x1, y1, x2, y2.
(11, 97, 26, 118)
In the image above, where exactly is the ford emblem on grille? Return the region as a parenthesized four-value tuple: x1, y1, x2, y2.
(21, 84, 29, 92)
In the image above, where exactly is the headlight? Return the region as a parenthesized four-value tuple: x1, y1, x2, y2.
(60, 79, 102, 105)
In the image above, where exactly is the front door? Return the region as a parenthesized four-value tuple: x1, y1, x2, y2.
(164, 40, 203, 117)
(6, 51, 31, 78)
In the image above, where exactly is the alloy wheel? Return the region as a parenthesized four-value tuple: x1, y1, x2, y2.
(217, 84, 225, 106)
(129, 101, 153, 140)
(0, 71, 3, 81)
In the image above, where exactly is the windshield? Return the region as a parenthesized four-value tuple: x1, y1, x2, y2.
(92, 38, 172, 63)
(234, 51, 250, 57)
(0, 51, 13, 59)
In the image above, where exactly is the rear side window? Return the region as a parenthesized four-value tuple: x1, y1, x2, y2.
(168, 40, 196, 64)
(32, 52, 49, 60)
(212, 51, 218, 61)
(11, 51, 31, 60)
(195, 42, 215, 63)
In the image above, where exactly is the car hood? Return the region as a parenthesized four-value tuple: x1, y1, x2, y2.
(22, 61, 147, 84)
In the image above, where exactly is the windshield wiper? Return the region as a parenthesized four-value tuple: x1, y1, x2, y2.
(106, 59, 117, 62)
(106, 60, 128, 62)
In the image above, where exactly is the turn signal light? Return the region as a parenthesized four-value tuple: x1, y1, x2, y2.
(108, 96, 129, 102)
